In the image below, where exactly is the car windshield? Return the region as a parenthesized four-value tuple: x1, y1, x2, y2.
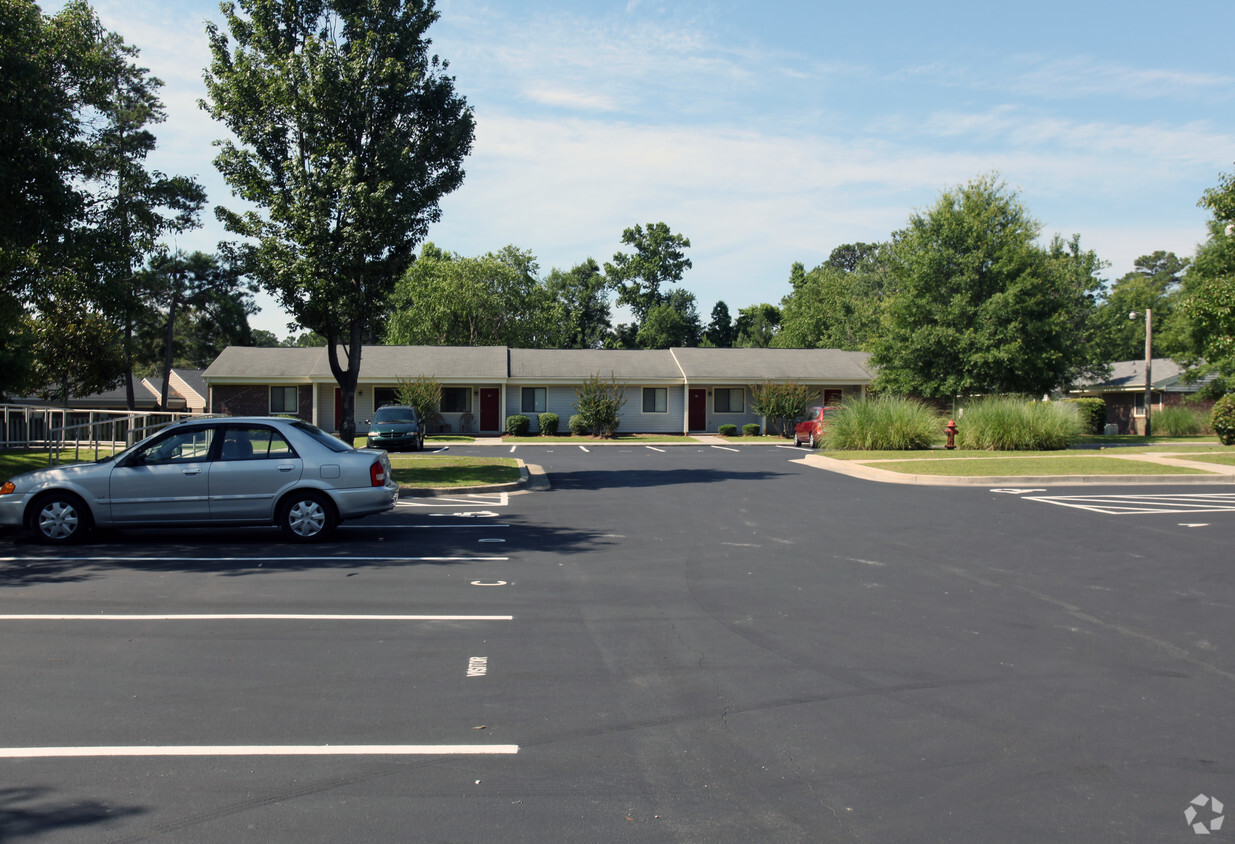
(373, 408, 418, 424)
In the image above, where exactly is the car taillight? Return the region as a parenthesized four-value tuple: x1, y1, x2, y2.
(370, 460, 386, 487)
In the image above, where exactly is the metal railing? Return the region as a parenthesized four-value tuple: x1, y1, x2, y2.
(0, 405, 212, 466)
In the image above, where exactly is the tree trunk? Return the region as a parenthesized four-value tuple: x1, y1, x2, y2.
(327, 320, 364, 445)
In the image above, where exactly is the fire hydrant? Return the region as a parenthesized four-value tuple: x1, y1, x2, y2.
(945, 419, 958, 450)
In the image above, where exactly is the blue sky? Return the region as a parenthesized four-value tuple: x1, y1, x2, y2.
(46, 0, 1235, 337)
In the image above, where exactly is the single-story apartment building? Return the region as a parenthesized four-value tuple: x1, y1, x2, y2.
(1069, 358, 1215, 434)
(202, 345, 875, 435)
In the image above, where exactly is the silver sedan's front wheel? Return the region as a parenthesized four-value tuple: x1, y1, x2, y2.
(32, 493, 89, 544)
(279, 492, 334, 542)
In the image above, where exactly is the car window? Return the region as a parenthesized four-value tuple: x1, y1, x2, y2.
(220, 426, 296, 460)
(291, 421, 353, 453)
(807, 407, 821, 421)
(138, 427, 215, 464)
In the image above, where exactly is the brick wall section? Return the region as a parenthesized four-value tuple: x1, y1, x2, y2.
(211, 385, 312, 422)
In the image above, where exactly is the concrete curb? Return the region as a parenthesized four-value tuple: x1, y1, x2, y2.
(396, 459, 549, 497)
(797, 453, 1235, 487)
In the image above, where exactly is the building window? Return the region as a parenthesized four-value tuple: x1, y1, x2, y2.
(1133, 392, 1161, 417)
(642, 387, 667, 413)
(270, 386, 298, 414)
(441, 387, 471, 413)
(373, 387, 398, 408)
(714, 388, 744, 413)
(521, 387, 547, 414)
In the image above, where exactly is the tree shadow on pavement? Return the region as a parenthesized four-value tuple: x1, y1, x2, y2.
(0, 786, 145, 841)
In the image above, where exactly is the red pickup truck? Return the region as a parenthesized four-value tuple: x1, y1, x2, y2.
(791, 406, 836, 448)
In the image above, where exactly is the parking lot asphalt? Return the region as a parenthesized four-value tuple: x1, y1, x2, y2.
(2, 444, 1233, 841)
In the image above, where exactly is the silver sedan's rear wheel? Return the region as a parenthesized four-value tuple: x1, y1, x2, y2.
(31, 493, 90, 544)
(279, 492, 334, 542)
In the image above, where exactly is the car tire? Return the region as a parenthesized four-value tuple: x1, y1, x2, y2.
(29, 492, 90, 544)
(411, 435, 422, 452)
(808, 433, 816, 449)
(279, 491, 335, 542)
(792, 433, 800, 447)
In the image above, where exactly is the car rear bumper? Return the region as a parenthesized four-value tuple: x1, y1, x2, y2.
(330, 481, 399, 520)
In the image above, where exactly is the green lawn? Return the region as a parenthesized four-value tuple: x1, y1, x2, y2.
(388, 455, 520, 487)
(0, 448, 119, 482)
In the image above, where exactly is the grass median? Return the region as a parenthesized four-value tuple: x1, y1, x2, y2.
(388, 455, 520, 488)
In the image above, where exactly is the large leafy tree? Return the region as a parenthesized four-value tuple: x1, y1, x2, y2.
(775, 244, 892, 351)
(605, 222, 692, 328)
(136, 250, 256, 403)
(544, 258, 611, 349)
(84, 28, 205, 409)
(1089, 251, 1188, 362)
(203, 0, 474, 442)
(1175, 169, 1235, 388)
(385, 243, 555, 346)
(22, 273, 124, 406)
(733, 303, 781, 348)
(871, 175, 1101, 397)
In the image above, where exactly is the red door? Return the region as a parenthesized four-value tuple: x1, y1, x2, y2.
(480, 389, 500, 432)
(688, 389, 707, 431)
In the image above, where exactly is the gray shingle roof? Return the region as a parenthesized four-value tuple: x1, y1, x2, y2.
(1071, 358, 1215, 393)
(510, 349, 682, 380)
(670, 347, 874, 382)
(203, 345, 878, 385)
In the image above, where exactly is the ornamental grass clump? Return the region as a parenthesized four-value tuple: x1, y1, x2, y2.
(955, 397, 1082, 450)
(1153, 405, 1209, 437)
(823, 396, 941, 450)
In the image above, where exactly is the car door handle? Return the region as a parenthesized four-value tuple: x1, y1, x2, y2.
(277, 464, 296, 472)
(182, 467, 201, 476)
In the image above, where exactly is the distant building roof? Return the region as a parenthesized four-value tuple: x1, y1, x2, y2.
(1071, 358, 1216, 394)
(203, 345, 878, 386)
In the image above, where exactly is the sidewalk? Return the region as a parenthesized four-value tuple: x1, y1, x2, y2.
(798, 451, 1235, 487)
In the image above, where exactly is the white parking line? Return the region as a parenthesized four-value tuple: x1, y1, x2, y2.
(646, 446, 665, 452)
(711, 445, 739, 452)
(1024, 492, 1235, 515)
(0, 745, 519, 758)
(509, 445, 517, 453)
(579, 446, 590, 452)
(397, 492, 508, 508)
(0, 614, 514, 621)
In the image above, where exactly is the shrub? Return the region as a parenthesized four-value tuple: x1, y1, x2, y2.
(504, 414, 530, 436)
(742, 423, 761, 436)
(1153, 405, 1208, 437)
(1062, 397, 1106, 435)
(538, 412, 559, 436)
(717, 424, 738, 437)
(569, 414, 589, 436)
(1212, 394, 1235, 445)
(824, 395, 940, 450)
(394, 375, 442, 423)
(748, 381, 813, 438)
(574, 373, 626, 438)
(955, 397, 1082, 450)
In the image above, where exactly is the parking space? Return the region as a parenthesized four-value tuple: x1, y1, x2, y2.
(1024, 491, 1235, 515)
(0, 493, 521, 767)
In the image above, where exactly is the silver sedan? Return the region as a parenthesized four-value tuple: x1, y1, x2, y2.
(0, 417, 398, 543)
